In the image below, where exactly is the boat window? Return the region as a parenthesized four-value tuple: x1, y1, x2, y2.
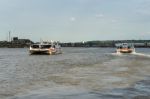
(31, 45, 39, 48)
(41, 45, 51, 48)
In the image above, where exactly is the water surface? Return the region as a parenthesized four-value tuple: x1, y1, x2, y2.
(0, 48, 150, 99)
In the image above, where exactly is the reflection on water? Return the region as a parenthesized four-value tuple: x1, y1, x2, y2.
(0, 48, 150, 99)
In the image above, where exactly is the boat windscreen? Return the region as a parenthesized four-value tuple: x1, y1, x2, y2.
(41, 45, 51, 48)
(31, 45, 39, 48)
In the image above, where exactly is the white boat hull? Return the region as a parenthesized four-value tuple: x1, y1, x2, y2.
(29, 43, 62, 55)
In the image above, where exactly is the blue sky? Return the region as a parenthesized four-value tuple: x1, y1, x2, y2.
(0, 0, 150, 42)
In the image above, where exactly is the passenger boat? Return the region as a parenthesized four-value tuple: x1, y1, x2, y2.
(29, 42, 62, 55)
(116, 43, 135, 53)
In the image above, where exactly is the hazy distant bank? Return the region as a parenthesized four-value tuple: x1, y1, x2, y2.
(60, 40, 150, 48)
(0, 40, 150, 48)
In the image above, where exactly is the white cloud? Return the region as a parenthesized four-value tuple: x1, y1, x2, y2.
(70, 17, 76, 22)
(95, 14, 104, 18)
(111, 19, 117, 23)
(134, 0, 150, 16)
(136, 9, 150, 16)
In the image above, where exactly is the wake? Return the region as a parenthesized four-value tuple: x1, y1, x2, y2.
(131, 52, 150, 58)
(109, 52, 150, 58)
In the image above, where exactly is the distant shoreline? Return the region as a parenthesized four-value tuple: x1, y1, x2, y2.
(0, 40, 150, 48)
(60, 40, 150, 48)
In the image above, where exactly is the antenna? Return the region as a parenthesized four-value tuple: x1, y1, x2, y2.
(6, 32, 8, 41)
(8, 31, 11, 42)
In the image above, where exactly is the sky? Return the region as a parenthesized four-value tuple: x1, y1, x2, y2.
(0, 0, 150, 42)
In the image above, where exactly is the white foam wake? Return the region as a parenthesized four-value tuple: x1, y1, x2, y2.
(131, 52, 150, 58)
(109, 52, 150, 58)
(109, 52, 123, 56)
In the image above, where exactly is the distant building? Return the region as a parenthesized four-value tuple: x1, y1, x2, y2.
(12, 37, 33, 44)
(0, 37, 33, 48)
(13, 37, 19, 41)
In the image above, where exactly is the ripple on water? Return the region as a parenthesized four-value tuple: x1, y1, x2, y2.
(10, 79, 150, 99)
(0, 48, 150, 99)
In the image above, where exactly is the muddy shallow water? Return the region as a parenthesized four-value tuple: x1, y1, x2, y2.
(0, 48, 150, 99)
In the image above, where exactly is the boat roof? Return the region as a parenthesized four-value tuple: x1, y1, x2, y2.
(31, 42, 60, 46)
(115, 43, 134, 47)
(32, 42, 53, 45)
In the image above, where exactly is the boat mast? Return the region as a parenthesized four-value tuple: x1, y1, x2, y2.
(8, 31, 11, 42)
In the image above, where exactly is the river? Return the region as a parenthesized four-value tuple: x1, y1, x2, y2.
(0, 48, 150, 99)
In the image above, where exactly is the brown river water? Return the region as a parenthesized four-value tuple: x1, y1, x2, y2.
(0, 48, 150, 99)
